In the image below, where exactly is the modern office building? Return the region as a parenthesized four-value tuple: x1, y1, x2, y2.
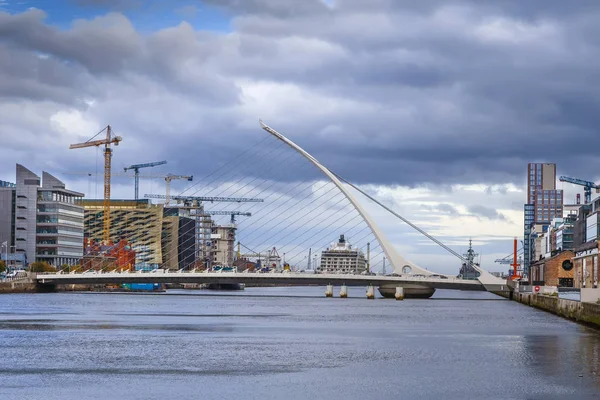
(555, 214, 576, 252)
(161, 215, 180, 270)
(585, 197, 600, 243)
(0, 180, 16, 250)
(524, 163, 563, 274)
(163, 207, 203, 270)
(523, 204, 535, 270)
(318, 234, 366, 274)
(573, 204, 592, 248)
(35, 171, 85, 266)
(81, 199, 166, 269)
(0, 165, 84, 267)
(527, 163, 564, 224)
(177, 217, 196, 270)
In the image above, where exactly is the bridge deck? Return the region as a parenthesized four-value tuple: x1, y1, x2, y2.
(36, 271, 489, 291)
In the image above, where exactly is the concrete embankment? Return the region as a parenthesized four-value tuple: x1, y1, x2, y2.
(513, 292, 600, 329)
(0, 279, 37, 293)
(0, 279, 98, 294)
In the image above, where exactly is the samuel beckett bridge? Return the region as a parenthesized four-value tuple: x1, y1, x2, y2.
(37, 121, 509, 298)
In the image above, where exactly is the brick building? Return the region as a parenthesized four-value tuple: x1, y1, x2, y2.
(81, 239, 136, 271)
(530, 250, 576, 287)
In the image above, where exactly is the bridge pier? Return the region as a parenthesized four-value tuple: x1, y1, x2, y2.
(395, 287, 404, 300)
(366, 285, 375, 299)
(325, 284, 333, 298)
(378, 284, 436, 299)
(340, 284, 348, 298)
(35, 282, 57, 293)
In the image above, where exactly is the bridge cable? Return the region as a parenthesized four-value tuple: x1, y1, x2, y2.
(331, 172, 469, 264)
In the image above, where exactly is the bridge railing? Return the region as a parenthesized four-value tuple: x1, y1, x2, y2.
(36, 269, 483, 284)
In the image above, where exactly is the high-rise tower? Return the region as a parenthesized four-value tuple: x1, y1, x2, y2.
(524, 163, 563, 274)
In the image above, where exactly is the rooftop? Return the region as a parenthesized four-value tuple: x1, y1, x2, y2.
(0, 180, 16, 188)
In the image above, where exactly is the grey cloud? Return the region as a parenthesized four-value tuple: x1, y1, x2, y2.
(420, 203, 460, 215)
(203, 0, 329, 17)
(0, 10, 142, 74)
(0, 44, 92, 104)
(418, 203, 509, 222)
(1, 1, 600, 190)
(467, 205, 507, 221)
(0, 10, 239, 105)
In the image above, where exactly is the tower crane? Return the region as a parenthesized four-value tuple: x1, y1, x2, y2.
(63, 171, 192, 203)
(201, 211, 252, 224)
(69, 125, 122, 243)
(123, 160, 167, 200)
(559, 176, 600, 204)
(163, 207, 252, 223)
(164, 174, 193, 206)
(144, 194, 263, 203)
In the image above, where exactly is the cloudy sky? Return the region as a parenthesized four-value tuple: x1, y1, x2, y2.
(1, 0, 599, 274)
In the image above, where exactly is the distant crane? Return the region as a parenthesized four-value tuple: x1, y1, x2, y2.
(69, 125, 122, 243)
(144, 194, 264, 204)
(123, 160, 167, 200)
(173, 209, 252, 224)
(236, 244, 281, 270)
(144, 194, 263, 268)
(204, 211, 252, 224)
(494, 238, 523, 280)
(237, 242, 264, 263)
(164, 174, 193, 206)
(559, 176, 600, 204)
(64, 171, 192, 203)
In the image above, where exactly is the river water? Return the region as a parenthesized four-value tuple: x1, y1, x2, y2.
(0, 287, 599, 400)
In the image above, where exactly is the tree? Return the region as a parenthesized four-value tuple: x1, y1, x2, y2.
(0, 260, 6, 273)
(28, 261, 56, 273)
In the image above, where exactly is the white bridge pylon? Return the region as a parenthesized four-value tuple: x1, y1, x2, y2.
(259, 121, 506, 291)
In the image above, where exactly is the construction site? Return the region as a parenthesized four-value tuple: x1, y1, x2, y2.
(3, 123, 392, 277)
(66, 125, 267, 273)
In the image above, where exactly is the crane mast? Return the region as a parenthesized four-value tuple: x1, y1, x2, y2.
(69, 125, 122, 243)
(164, 174, 193, 205)
(104, 138, 111, 242)
(123, 160, 167, 200)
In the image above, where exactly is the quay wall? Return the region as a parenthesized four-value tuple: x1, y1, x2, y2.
(514, 292, 600, 329)
(0, 278, 96, 294)
(0, 279, 37, 293)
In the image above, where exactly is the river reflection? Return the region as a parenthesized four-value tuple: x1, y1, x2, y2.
(0, 287, 599, 400)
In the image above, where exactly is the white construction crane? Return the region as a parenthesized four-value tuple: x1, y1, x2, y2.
(164, 174, 193, 205)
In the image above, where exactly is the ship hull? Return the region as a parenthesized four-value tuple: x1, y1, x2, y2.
(377, 284, 435, 299)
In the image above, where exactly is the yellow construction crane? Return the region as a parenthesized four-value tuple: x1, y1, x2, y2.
(69, 125, 122, 243)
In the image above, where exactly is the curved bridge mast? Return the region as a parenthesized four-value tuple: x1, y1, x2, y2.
(260, 120, 430, 276)
(259, 121, 507, 293)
